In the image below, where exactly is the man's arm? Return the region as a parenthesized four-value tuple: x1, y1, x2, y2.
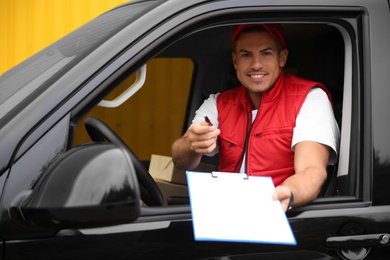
(172, 122, 220, 170)
(273, 140, 330, 211)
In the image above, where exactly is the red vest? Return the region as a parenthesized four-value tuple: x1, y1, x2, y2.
(216, 71, 331, 186)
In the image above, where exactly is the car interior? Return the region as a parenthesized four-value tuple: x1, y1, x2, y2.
(73, 23, 347, 208)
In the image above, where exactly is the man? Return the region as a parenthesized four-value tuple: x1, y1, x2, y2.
(171, 24, 340, 211)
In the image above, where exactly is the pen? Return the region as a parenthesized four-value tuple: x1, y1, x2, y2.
(204, 114, 213, 126)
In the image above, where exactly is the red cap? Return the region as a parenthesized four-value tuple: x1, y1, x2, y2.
(232, 24, 287, 49)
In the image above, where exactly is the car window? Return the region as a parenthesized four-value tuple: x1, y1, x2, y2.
(73, 21, 357, 207)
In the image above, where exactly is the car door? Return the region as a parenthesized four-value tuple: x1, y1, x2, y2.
(70, 1, 390, 259)
(77, 1, 389, 259)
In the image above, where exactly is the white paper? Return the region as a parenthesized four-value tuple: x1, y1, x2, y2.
(186, 171, 296, 245)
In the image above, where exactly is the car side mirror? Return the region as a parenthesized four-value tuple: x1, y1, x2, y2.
(10, 143, 140, 229)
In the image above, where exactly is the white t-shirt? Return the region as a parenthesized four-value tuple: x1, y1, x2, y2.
(192, 87, 340, 168)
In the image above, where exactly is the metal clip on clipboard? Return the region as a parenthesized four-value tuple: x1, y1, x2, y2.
(211, 171, 249, 180)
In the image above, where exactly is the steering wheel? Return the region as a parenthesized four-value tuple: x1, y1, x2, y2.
(84, 117, 164, 206)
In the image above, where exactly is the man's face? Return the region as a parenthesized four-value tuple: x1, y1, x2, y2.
(232, 31, 288, 100)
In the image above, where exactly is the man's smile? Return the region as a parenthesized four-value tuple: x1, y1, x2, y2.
(249, 74, 265, 79)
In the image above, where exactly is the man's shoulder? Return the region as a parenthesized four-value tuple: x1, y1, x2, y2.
(284, 73, 329, 96)
(219, 86, 245, 98)
(285, 73, 318, 86)
(217, 86, 248, 108)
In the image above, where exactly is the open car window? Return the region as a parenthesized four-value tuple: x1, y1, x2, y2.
(73, 19, 359, 209)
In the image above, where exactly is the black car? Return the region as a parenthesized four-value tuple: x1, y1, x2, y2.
(1, 0, 390, 259)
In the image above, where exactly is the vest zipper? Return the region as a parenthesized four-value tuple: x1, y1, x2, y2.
(234, 103, 255, 172)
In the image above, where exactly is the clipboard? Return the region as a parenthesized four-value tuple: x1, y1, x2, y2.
(186, 171, 296, 245)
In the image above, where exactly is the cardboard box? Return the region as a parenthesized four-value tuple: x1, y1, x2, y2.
(149, 154, 216, 185)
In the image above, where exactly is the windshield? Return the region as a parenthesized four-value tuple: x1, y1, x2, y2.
(0, 1, 158, 122)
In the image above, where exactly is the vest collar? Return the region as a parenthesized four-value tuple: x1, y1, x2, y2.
(260, 70, 285, 103)
(240, 70, 285, 109)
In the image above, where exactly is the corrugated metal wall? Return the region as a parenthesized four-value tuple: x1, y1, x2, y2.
(0, 0, 130, 75)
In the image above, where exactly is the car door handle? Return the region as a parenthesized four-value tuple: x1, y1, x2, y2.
(326, 233, 390, 248)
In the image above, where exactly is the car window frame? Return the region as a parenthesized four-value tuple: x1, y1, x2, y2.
(70, 2, 370, 216)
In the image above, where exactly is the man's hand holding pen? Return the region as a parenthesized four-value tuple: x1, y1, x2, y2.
(183, 115, 220, 155)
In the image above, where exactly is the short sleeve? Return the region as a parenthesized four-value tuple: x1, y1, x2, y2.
(292, 88, 340, 164)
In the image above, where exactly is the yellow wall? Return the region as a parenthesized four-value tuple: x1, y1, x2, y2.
(0, 0, 130, 75)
